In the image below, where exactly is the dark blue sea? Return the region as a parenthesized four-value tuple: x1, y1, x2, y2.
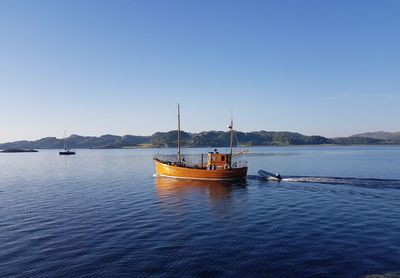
(1, 146, 400, 277)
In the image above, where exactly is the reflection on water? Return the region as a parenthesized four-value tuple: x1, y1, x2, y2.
(154, 177, 247, 205)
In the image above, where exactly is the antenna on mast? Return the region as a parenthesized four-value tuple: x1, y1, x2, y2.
(177, 104, 181, 162)
(228, 110, 234, 167)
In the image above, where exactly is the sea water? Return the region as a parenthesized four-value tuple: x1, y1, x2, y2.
(1, 146, 400, 277)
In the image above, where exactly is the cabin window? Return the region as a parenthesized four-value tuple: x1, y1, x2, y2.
(221, 156, 225, 162)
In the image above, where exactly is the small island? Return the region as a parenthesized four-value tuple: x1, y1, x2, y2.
(0, 149, 38, 153)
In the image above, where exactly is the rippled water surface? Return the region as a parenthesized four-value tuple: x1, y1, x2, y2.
(1, 146, 400, 277)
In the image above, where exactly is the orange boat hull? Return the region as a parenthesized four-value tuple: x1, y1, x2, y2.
(154, 159, 247, 180)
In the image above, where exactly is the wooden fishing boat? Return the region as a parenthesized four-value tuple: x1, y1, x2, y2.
(153, 105, 248, 180)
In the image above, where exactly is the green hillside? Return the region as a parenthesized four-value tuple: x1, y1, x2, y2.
(1, 130, 396, 149)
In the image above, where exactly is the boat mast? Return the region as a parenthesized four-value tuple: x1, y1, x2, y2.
(177, 104, 181, 162)
(64, 129, 67, 150)
(229, 117, 234, 166)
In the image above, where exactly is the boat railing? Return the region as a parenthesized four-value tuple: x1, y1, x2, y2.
(154, 154, 206, 169)
(230, 160, 248, 168)
(154, 153, 247, 169)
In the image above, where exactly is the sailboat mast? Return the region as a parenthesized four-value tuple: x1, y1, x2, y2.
(229, 118, 234, 166)
(64, 129, 67, 150)
(177, 104, 181, 162)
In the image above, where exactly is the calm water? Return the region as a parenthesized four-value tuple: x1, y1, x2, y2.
(1, 146, 400, 277)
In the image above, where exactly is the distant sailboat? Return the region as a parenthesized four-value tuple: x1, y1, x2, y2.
(59, 130, 76, 155)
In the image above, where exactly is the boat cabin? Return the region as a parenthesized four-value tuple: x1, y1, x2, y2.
(207, 150, 232, 170)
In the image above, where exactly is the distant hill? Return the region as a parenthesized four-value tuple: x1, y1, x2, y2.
(0, 134, 149, 150)
(329, 136, 387, 145)
(351, 131, 400, 143)
(0, 130, 398, 150)
(150, 130, 330, 147)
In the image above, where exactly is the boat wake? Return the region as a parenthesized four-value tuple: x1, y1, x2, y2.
(283, 176, 400, 187)
(249, 174, 400, 189)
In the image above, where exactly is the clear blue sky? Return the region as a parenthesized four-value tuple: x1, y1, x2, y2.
(1, 0, 399, 142)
